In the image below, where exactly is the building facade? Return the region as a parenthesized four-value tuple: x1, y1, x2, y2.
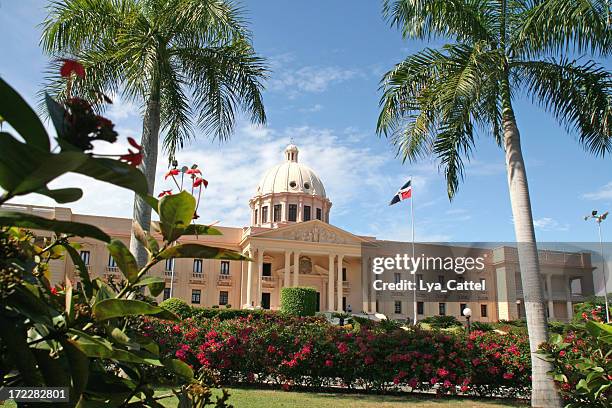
(6, 144, 595, 322)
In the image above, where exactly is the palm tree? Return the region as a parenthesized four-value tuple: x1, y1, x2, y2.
(41, 0, 267, 267)
(377, 1, 612, 406)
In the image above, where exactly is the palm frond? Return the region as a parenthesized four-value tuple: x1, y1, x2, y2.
(174, 38, 267, 142)
(513, 57, 612, 156)
(511, 0, 612, 57)
(382, 0, 498, 44)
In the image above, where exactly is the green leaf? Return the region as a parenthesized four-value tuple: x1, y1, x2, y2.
(74, 157, 149, 195)
(68, 329, 113, 358)
(133, 276, 165, 297)
(162, 358, 194, 380)
(45, 92, 70, 139)
(62, 244, 93, 300)
(92, 298, 175, 321)
(61, 339, 90, 402)
(0, 133, 88, 195)
(32, 348, 71, 387)
(111, 349, 163, 366)
(35, 186, 84, 203)
(143, 195, 159, 213)
(183, 224, 223, 236)
(107, 239, 139, 283)
(549, 333, 563, 345)
(0, 77, 49, 151)
(158, 191, 196, 242)
(0, 316, 45, 385)
(158, 243, 249, 261)
(0, 211, 110, 242)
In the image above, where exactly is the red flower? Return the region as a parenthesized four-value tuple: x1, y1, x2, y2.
(50, 287, 58, 295)
(119, 137, 143, 167)
(337, 342, 348, 354)
(172, 325, 181, 334)
(186, 168, 201, 175)
(193, 177, 208, 188)
(558, 350, 566, 357)
(364, 355, 374, 365)
(165, 168, 180, 179)
(324, 359, 333, 367)
(429, 377, 438, 385)
(158, 190, 172, 198)
(437, 368, 449, 378)
(60, 59, 85, 78)
(503, 372, 514, 380)
(267, 345, 276, 353)
(561, 383, 571, 391)
(460, 385, 469, 392)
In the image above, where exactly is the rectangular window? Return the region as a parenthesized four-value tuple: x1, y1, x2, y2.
(193, 259, 203, 274)
(438, 275, 445, 285)
(481, 304, 488, 317)
(261, 206, 268, 223)
(163, 288, 171, 300)
(417, 301, 424, 315)
(460, 303, 467, 315)
(254, 209, 258, 224)
(394, 300, 402, 314)
(288, 204, 297, 221)
(80, 250, 90, 265)
(165, 258, 174, 272)
(191, 289, 201, 304)
(262, 263, 272, 277)
(107, 254, 117, 268)
(303, 205, 311, 221)
(394, 273, 401, 284)
(220, 261, 230, 275)
(342, 267, 347, 281)
(316, 208, 322, 220)
(439, 302, 446, 316)
(273, 204, 282, 222)
(342, 296, 347, 311)
(219, 291, 229, 305)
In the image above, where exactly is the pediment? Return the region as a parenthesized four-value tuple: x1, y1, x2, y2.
(252, 220, 367, 245)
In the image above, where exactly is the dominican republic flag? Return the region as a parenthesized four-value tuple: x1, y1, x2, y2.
(389, 180, 412, 205)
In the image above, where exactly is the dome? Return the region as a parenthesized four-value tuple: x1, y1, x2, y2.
(255, 145, 327, 198)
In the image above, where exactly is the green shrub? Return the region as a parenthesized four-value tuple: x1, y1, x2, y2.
(225, 304, 232, 308)
(280, 286, 317, 316)
(420, 315, 462, 329)
(191, 307, 269, 321)
(212, 305, 219, 309)
(547, 320, 569, 334)
(471, 321, 494, 332)
(160, 298, 192, 318)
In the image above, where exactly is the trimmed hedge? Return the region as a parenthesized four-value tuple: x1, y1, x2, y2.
(192, 308, 269, 320)
(159, 297, 191, 318)
(420, 315, 462, 329)
(280, 286, 317, 316)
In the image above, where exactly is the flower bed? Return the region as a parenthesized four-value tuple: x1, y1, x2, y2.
(140, 314, 531, 398)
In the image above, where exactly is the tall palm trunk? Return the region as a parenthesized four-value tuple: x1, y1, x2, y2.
(130, 91, 160, 268)
(502, 100, 562, 408)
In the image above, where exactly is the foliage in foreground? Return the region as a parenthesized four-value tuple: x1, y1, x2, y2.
(0, 73, 245, 406)
(540, 317, 612, 407)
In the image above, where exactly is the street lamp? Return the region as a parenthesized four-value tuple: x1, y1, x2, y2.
(462, 307, 472, 334)
(584, 210, 610, 323)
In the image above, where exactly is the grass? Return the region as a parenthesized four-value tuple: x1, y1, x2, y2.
(157, 387, 526, 407)
(0, 387, 526, 407)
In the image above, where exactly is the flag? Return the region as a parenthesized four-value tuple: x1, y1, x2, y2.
(389, 180, 412, 205)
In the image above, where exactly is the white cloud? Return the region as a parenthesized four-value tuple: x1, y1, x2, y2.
(268, 66, 359, 98)
(106, 96, 140, 121)
(299, 104, 323, 113)
(533, 217, 569, 232)
(583, 182, 612, 201)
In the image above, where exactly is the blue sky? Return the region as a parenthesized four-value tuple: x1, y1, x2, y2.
(1, 0, 612, 243)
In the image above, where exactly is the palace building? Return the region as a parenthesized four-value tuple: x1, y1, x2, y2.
(7, 144, 596, 322)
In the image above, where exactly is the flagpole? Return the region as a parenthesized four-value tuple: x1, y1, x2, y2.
(411, 176, 417, 325)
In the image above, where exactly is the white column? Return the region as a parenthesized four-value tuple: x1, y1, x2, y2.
(337, 254, 344, 312)
(246, 249, 253, 307)
(328, 254, 335, 311)
(547, 274, 555, 319)
(284, 251, 291, 287)
(566, 278, 573, 320)
(293, 251, 300, 286)
(257, 249, 264, 307)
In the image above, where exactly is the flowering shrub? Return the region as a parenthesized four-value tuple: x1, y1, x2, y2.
(540, 321, 611, 407)
(140, 314, 531, 398)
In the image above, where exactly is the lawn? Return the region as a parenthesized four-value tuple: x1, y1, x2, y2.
(0, 387, 526, 407)
(157, 387, 526, 407)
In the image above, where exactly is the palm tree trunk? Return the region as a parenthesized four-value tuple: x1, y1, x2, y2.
(129, 91, 160, 268)
(502, 109, 562, 408)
